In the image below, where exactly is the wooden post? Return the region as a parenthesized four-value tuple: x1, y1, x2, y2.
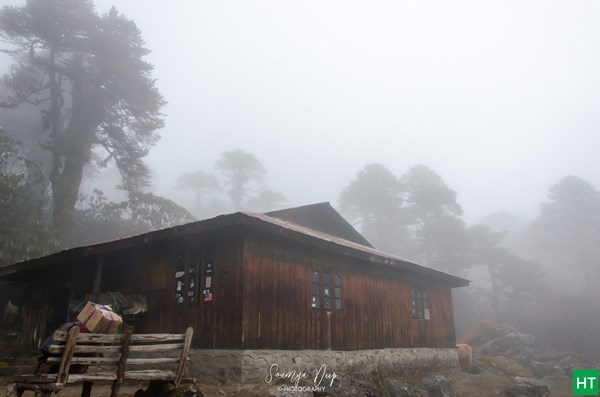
(174, 327, 194, 386)
(326, 311, 332, 350)
(56, 326, 80, 385)
(110, 326, 133, 397)
(80, 381, 93, 397)
(6, 383, 24, 397)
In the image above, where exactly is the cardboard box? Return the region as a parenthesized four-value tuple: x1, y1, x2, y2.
(76, 301, 123, 333)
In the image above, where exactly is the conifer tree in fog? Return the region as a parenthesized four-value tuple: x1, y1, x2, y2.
(530, 176, 600, 292)
(215, 150, 265, 210)
(339, 163, 410, 254)
(0, 0, 165, 245)
(175, 170, 221, 211)
(401, 165, 466, 272)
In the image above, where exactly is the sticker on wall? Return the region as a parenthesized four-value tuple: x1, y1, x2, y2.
(188, 266, 197, 303)
(203, 261, 214, 302)
(424, 308, 430, 320)
(175, 268, 185, 304)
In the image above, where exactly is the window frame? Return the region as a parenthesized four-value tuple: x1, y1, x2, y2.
(311, 271, 342, 311)
(411, 286, 429, 320)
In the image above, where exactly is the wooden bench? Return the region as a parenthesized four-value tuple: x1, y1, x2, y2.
(7, 326, 194, 397)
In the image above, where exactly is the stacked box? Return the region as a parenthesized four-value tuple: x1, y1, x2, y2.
(76, 301, 123, 333)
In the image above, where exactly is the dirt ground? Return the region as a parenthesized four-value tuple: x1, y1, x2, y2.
(0, 370, 573, 397)
(0, 380, 277, 397)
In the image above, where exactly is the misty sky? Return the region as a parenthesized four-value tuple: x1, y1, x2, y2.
(2, 0, 599, 224)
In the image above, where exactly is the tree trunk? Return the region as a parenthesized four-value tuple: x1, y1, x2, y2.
(50, 65, 105, 246)
(488, 262, 501, 323)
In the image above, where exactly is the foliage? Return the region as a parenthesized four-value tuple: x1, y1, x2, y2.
(176, 150, 286, 215)
(465, 224, 543, 322)
(339, 163, 404, 226)
(175, 170, 220, 212)
(74, 189, 196, 246)
(215, 150, 265, 210)
(338, 163, 469, 267)
(0, 0, 165, 244)
(525, 176, 600, 292)
(244, 189, 288, 212)
(400, 165, 466, 272)
(0, 129, 58, 265)
(339, 163, 409, 253)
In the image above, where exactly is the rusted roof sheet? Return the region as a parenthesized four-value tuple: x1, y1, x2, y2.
(0, 210, 469, 287)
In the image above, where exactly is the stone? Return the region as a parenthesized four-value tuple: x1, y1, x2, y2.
(505, 377, 550, 397)
(323, 372, 381, 397)
(421, 375, 454, 397)
(187, 348, 459, 385)
(383, 379, 414, 397)
(530, 360, 563, 378)
(558, 355, 585, 373)
(473, 355, 533, 378)
(460, 320, 513, 347)
(478, 332, 535, 362)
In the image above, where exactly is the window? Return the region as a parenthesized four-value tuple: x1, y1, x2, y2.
(311, 272, 320, 308)
(411, 287, 429, 319)
(174, 247, 214, 305)
(334, 275, 342, 310)
(311, 271, 342, 310)
(202, 261, 214, 302)
(175, 261, 200, 304)
(188, 265, 197, 303)
(323, 273, 331, 309)
(175, 264, 185, 304)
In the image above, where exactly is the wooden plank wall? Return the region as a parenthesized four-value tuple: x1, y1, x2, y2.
(241, 231, 457, 350)
(122, 229, 245, 349)
(24, 226, 456, 352)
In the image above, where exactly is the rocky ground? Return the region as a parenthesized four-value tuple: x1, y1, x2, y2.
(0, 321, 592, 396)
(0, 369, 572, 396)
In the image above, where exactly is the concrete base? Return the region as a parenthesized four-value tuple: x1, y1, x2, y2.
(188, 347, 459, 384)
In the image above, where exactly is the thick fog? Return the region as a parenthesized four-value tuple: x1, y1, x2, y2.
(3, 0, 598, 224)
(3, 1, 600, 378)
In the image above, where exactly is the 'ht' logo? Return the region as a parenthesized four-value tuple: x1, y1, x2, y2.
(573, 370, 599, 395)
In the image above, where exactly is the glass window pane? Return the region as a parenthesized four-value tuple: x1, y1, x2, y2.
(334, 275, 341, 287)
(323, 297, 331, 310)
(323, 273, 330, 286)
(312, 296, 320, 308)
(312, 283, 319, 296)
(312, 271, 319, 283)
(335, 299, 342, 310)
(324, 287, 331, 297)
(335, 287, 342, 298)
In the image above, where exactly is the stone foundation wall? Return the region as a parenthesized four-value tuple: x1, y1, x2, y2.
(188, 348, 458, 384)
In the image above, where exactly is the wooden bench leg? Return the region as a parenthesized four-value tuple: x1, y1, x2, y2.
(81, 381, 93, 397)
(6, 383, 24, 397)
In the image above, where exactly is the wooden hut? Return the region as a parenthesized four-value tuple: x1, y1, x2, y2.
(0, 202, 468, 351)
